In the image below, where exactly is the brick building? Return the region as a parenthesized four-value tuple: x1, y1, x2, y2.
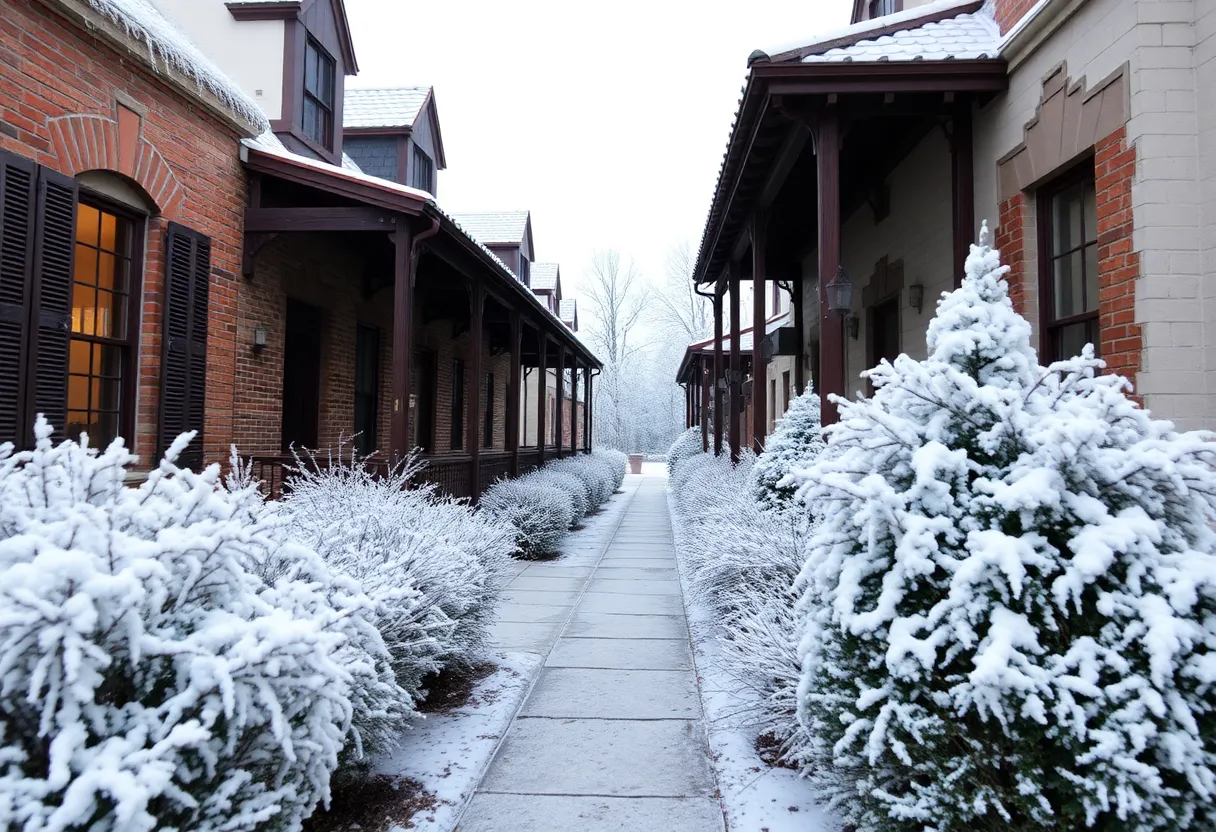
(0, 0, 264, 470)
(0, 0, 597, 499)
(684, 0, 1216, 458)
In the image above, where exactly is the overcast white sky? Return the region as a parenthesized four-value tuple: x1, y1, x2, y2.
(345, 0, 851, 301)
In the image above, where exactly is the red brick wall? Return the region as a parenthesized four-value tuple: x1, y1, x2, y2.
(996, 128, 1141, 390)
(1093, 128, 1141, 388)
(0, 0, 247, 464)
(994, 0, 1038, 34)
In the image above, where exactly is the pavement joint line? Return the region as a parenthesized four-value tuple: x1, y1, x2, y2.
(477, 791, 718, 800)
(450, 480, 643, 828)
(513, 716, 704, 723)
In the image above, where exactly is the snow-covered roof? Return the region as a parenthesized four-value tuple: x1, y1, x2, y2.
(531, 263, 560, 292)
(82, 0, 268, 132)
(765, 0, 993, 62)
(449, 211, 530, 246)
(340, 153, 363, 173)
(343, 87, 432, 130)
(690, 311, 791, 355)
(559, 299, 577, 323)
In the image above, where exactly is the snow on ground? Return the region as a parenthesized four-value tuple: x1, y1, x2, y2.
(670, 492, 843, 832)
(378, 651, 541, 832)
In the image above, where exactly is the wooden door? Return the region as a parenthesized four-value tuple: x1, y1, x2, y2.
(869, 297, 900, 370)
(281, 299, 321, 451)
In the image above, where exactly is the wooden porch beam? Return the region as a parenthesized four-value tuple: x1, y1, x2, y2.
(570, 362, 579, 458)
(951, 100, 975, 287)
(752, 210, 768, 454)
(244, 206, 403, 233)
(467, 282, 485, 498)
(556, 345, 566, 456)
(389, 225, 414, 461)
(536, 333, 548, 465)
(817, 109, 845, 426)
(713, 286, 724, 456)
(728, 262, 742, 463)
(507, 311, 521, 477)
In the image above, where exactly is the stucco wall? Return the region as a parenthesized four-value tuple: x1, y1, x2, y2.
(153, 0, 285, 121)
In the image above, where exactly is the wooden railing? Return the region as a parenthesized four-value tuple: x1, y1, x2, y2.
(479, 451, 513, 487)
(413, 454, 472, 499)
(517, 447, 541, 475)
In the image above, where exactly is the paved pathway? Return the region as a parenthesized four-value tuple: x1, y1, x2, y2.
(459, 469, 724, 831)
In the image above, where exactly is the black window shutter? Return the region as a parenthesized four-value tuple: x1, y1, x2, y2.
(27, 167, 77, 444)
(0, 150, 37, 447)
(159, 222, 210, 471)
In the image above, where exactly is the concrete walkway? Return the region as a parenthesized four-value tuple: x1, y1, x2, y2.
(459, 470, 724, 831)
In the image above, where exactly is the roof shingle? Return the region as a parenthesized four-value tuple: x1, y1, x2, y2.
(450, 211, 531, 246)
(343, 87, 432, 129)
(531, 263, 559, 292)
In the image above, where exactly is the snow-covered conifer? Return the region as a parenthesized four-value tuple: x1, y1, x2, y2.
(0, 422, 351, 832)
(791, 224, 1216, 831)
(667, 426, 704, 476)
(751, 386, 825, 512)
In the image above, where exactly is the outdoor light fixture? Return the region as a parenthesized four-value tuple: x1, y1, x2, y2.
(826, 265, 854, 316)
(847, 315, 860, 340)
(252, 327, 267, 350)
(909, 282, 925, 313)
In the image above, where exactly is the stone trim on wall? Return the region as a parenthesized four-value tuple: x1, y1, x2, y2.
(996, 62, 1128, 202)
(860, 256, 904, 308)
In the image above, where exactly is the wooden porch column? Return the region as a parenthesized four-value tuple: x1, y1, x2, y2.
(817, 110, 844, 426)
(507, 311, 521, 477)
(584, 369, 592, 451)
(536, 333, 548, 466)
(751, 211, 768, 454)
(793, 278, 806, 395)
(555, 345, 566, 457)
(728, 262, 742, 463)
(466, 282, 485, 497)
(713, 286, 724, 456)
(700, 355, 710, 452)
(570, 362, 579, 459)
(951, 100, 975, 287)
(390, 225, 414, 462)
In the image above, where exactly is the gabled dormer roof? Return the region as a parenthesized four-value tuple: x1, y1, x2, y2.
(530, 263, 560, 293)
(559, 299, 578, 331)
(451, 211, 533, 249)
(343, 86, 448, 169)
(226, 0, 358, 73)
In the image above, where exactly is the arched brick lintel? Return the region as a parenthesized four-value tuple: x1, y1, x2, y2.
(47, 113, 184, 221)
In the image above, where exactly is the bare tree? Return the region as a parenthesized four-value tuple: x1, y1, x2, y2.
(582, 249, 648, 366)
(651, 241, 712, 341)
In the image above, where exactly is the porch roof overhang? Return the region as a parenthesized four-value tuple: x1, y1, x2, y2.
(239, 142, 601, 370)
(693, 58, 1008, 288)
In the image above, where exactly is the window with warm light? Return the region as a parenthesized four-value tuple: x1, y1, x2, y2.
(68, 201, 138, 448)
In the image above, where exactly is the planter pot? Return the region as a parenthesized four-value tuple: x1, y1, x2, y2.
(628, 454, 643, 474)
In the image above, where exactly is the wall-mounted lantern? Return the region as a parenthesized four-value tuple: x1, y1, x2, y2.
(826, 265, 854, 316)
(909, 283, 925, 313)
(252, 327, 268, 350)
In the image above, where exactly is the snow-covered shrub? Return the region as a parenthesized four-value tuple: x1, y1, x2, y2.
(752, 386, 825, 512)
(0, 423, 350, 832)
(548, 456, 613, 509)
(481, 476, 575, 558)
(667, 426, 703, 477)
(669, 448, 812, 758)
(530, 468, 589, 526)
(790, 224, 1216, 831)
(281, 447, 515, 682)
(592, 448, 627, 491)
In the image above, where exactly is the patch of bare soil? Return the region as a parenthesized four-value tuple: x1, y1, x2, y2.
(303, 774, 436, 832)
(755, 732, 799, 771)
(418, 661, 497, 713)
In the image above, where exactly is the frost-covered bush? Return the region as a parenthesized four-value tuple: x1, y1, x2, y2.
(592, 448, 627, 491)
(281, 447, 515, 683)
(0, 423, 351, 832)
(669, 448, 812, 759)
(790, 225, 1216, 831)
(530, 468, 589, 526)
(481, 476, 574, 558)
(752, 386, 825, 512)
(667, 427, 703, 477)
(547, 455, 613, 509)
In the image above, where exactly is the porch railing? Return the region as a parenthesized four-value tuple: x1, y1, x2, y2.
(413, 454, 472, 499)
(479, 451, 513, 487)
(517, 447, 541, 475)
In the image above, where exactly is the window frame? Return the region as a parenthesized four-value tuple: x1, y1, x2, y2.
(68, 190, 145, 449)
(1036, 159, 1100, 363)
(411, 144, 433, 192)
(302, 35, 336, 151)
(353, 323, 379, 456)
(868, 0, 900, 18)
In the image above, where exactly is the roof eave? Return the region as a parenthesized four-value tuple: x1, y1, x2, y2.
(692, 57, 1008, 283)
(769, 0, 985, 62)
(242, 144, 429, 215)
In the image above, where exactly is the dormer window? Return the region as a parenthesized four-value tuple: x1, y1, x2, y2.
(303, 37, 335, 150)
(411, 145, 433, 192)
(868, 0, 899, 18)
(518, 257, 530, 287)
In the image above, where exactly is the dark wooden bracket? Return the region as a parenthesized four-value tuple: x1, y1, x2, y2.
(241, 232, 278, 279)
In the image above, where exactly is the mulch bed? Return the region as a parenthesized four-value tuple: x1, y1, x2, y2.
(418, 661, 497, 713)
(303, 774, 436, 832)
